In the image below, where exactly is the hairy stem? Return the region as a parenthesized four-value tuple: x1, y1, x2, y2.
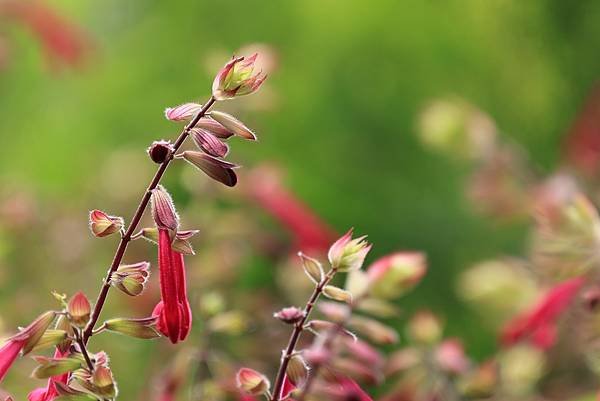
(82, 96, 217, 344)
(270, 268, 337, 401)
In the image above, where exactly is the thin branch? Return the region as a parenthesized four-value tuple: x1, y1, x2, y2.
(75, 328, 95, 372)
(270, 268, 338, 401)
(82, 96, 217, 344)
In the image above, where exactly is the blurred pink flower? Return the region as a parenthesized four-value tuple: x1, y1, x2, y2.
(501, 277, 584, 349)
(0, 0, 91, 70)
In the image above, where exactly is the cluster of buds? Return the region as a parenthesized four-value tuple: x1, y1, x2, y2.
(164, 55, 265, 187)
(234, 230, 429, 401)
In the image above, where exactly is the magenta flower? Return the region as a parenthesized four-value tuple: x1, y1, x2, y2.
(212, 54, 267, 100)
(501, 276, 584, 349)
(152, 228, 192, 344)
(0, 339, 25, 382)
(27, 349, 70, 401)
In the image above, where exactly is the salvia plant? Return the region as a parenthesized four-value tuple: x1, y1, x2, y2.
(4, 52, 600, 401)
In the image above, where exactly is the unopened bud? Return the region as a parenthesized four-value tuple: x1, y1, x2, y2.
(367, 252, 427, 299)
(318, 302, 350, 323)
(104, 317, 160, 339)
(328, 229, 372, 272)
(164, 102, 203, 121)
(180, 150, 238, 187)
(236, 367, 270, 396)
(357, 298, 399, 318)
(583, 287, 600, 312)
(30, 329, 68, 353)
(89, 210, 124, 238)
(212, 54, 267, 101)
(110, 261, 150, 297)
(12, 311, 57, 355)
(151, 185, 179, 231)
(209, 111, 257, 140)
(287, 355, 309, 386)
(191, 129, 229, 158)
(303, 346, 332, 366)
(31, 356, 83, 379)
(68, 292, 91, 328)
(407, 310, 442, 345)
(147, 140, 174, 164)
(435, 339, 469, 375)
(348, 316, 398, 345)
(298, 252, 324, 284)
(274, 307, 305, 324)
(93, 366, 118, 398)
(323, 286, 353, 304)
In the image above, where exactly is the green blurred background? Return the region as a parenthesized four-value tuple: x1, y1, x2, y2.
(1, 0, 600, 398)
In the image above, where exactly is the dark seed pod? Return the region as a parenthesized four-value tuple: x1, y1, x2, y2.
(147, 140, 174, 164)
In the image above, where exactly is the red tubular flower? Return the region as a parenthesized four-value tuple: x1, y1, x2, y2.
(0, 0, 91, 70)
(246, 165, 336, 253)
(280, 375, 296, 400)
(501, 277, 584, 349)
(0, 339, 25, 382)
(152, 228, 192, 344)
(28, 349, 70, 401)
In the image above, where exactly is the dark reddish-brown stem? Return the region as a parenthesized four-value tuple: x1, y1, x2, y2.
(75, 329, 95, 372)
(270, 268, 337, 401)
(82, 96, 217, 344)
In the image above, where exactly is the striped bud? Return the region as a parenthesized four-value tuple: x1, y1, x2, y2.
(104, 317, 160, 339)
(164, 103, 203, 121)
(209, 111, 257, 140)
(287, 355, 309, 387)
(298, 252, 324, 284)
(151, 185, 179, 231)
(180, 150, 238, 187)
(67, 292, 91, 328)
(323, 286, 353, 304)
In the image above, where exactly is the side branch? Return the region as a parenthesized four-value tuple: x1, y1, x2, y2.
(270, 268, 338, 401)
(82, 96, 217, 344)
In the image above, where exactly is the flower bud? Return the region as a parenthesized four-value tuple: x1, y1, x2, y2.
(212, 54, 267, 100)
(151, 185, 179, 231)
(110, 261, 150, 297)
(356, 299, 399, 318)
(583, 287, 600, 312)
(209, 111, 257, 140)
(298, 252, 324, 284)
(367, 252, 426, 299)
(147, 140, 174, 164)
(31, 356, 83, 379)
(328, 229, 372, 272)
(89, 210, 124, 238)
(303, 345, 332, 366)
(30, 329, 68, 353)
(323, 285, 353, 304)
(274, 307, 305, 324)
(287, 355, 309, 386)
(104, 317, 160, 339)
(93, 365, 118, 398)
(164, 102, 203, 121)
(12, 311, 58, 355)
(318, 302, 350, 323)
(68, 292, 91, 328)
(195, 118, 234, 139)
(435, 339, 469, 375)
(180, 150, 238, 187)
(190, 129, 229, 158)
(348, 316, 398, 345)
(407, 310, 442, 345)
(236, 367, 270, 396)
